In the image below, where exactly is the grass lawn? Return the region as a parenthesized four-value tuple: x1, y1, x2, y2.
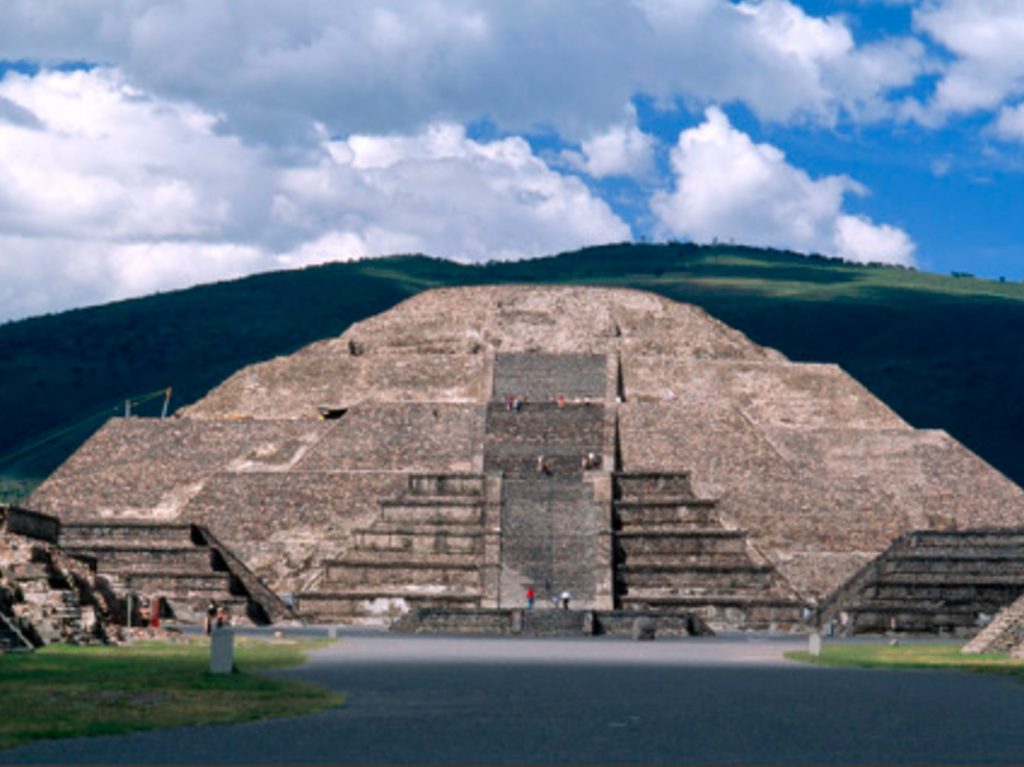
(787, 643, 1024, 679)
(0, 637, 342, 750)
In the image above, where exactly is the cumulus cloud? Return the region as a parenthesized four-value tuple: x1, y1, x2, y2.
(994, 102, 1024, 141)
(0, 69, 628, 322)
(909, 0, 1024, 125)
(651, 107, 915, 266)
(562, 108, 656, 179)
(0, 0, 928, 142)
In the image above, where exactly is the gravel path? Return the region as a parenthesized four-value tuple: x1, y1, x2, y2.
(4, 632, 1024, 765)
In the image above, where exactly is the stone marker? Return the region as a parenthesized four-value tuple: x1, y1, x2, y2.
(210, 628, 234, 674)
(808, 631, 822, 657)
(632, 616, 656, 641)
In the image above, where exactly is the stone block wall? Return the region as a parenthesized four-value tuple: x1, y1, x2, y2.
(296, 404, 483, 473)
(182, 471, 407, 594)
(492, 353, 608, 401)
(31, 419, 332, 520)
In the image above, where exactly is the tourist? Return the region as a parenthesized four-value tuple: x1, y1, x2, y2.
(216, 605, 229, 629)
(205, 601, 217, 635)
(561, 590, 572, 610)
(526, 587, 535, 610)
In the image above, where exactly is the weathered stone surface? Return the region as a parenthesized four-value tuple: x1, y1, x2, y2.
(23, 286, 1024, 631)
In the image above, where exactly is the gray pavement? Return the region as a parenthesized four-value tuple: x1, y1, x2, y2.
(4, 632, 1024, 764)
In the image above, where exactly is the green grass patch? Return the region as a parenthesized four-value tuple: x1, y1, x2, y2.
(787, 643, 1024, 678)
(0, 637, 342, 750)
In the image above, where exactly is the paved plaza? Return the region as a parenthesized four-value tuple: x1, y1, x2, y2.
(4, 631, 1024, 764)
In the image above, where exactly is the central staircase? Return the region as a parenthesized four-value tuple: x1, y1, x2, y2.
(484, 400, 607, 607)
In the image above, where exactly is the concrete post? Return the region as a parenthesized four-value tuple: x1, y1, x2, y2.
(808, 631, 822, 658)
(210, 628, 235, 674)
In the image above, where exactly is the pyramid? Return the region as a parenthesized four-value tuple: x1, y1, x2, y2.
(25, 286, 1024, 632)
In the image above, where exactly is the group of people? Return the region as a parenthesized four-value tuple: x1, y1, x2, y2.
(503, 395, 525, 411)
(525, 587, 572, 610)
(204, 601, 230, 635)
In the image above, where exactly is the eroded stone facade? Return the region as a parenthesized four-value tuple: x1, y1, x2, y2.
(26, 286, 1024, 629)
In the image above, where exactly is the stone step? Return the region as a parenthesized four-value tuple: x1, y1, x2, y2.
(870, 573, 1024, 586)
(324, 552, 482, 569)
(841, 598, 1008, 613)
(617, 531, 748, 558)
(615, 501, 719, 529)
(876, 557, 1024, 573)
(380, 500, 485, 526)
(619, 552, 756, 568)
(406, 474, 486, 498)
(617, 565, 776, 591)
(615, 473, 695, 502)
(295, 590, 481, 623)
(353, 528, 486, 555)
(491, 353, 607, 401)
(322, 562, 482, 589)
(60, 524, 195, 548)
(99, 570, 234, 593)
(837, 602, 998, 635)
(63, 546, 213, 570)
(881, 552, 1024, 565)
(884, 548, 1024, 561)
(484, 454, 596, 479)
(484, 406, 605, 445)
(868, 584, 1024, 602)
(619, 585, 782, 599)
(502, 478, 594, 500)
(902, 531, 1024, 548)
(619, 595, 803, 631)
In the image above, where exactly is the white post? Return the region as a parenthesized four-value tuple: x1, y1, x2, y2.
(210, 628, 235, 674)
(808, 631, 822, 658)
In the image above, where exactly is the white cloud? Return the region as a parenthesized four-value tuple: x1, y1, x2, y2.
(0, 68, 629, 322)
(0, 0, 928, 142)
(910, 0, 1024, 124)
(651, 107, 915, 266)
(995, 102, 1024, 141)
(564, 108, 656, 179)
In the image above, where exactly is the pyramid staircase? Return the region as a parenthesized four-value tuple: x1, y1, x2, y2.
(295, 473, 499, 624)
(59, 522, 293, 625)
(612, 473, 804, 631)
(820, 529, 1024, 636)
(483, 400, 608, 607)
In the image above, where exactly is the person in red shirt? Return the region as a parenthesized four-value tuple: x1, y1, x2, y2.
(526, 588, 536, 610)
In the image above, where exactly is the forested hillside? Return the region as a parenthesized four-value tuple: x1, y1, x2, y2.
(3, 243, 1022, 499)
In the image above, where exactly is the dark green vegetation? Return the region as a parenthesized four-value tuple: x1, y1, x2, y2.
(0, 638, 341, 750)
(787, 643, 1024, 677)
(3, 243, 1023, 499)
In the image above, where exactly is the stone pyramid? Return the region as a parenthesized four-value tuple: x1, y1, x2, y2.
(26, 286, 1024, 632)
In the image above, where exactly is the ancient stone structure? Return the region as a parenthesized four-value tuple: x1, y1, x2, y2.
(1, 505, 104, 648)
(22, 287, 1024, 634)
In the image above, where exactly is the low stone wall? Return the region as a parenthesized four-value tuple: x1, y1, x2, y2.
(1, 506, 59, 543)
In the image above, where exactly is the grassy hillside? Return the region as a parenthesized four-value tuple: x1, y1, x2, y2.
(2, 243, 1023, 501)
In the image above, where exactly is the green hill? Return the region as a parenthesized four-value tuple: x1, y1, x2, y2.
(3, 243, 1023, 501)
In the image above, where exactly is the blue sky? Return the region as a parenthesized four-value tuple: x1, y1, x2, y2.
(1, 0, 1023, 321)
